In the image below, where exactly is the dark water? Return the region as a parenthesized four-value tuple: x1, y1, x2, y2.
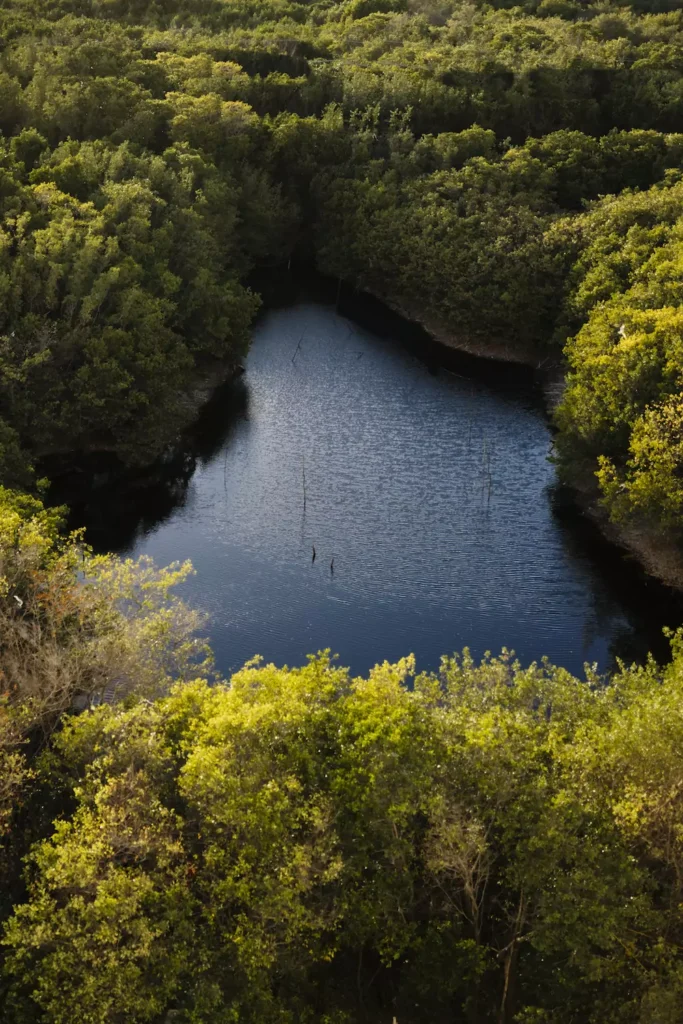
(49, 286, 682, 678)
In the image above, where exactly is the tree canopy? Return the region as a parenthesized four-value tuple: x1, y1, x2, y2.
(0, 0, 683, 540)
(5, 601, 683, 1021)
(3, 0, 683, 1017)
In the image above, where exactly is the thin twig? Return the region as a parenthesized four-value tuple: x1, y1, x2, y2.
(291, 334, 304, 365)
(302, 456, 307, 514)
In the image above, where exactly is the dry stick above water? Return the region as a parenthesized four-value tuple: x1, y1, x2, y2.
(302, 455, 307, 514)
(482, 437, 493, 504)
(291, 334, 304, 365)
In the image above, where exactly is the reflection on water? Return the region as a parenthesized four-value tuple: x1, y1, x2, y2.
(47, 284, 682, 678)
(50, 378, 250, 553)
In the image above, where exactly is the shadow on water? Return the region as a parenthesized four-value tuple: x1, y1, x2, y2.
(299, 273, 683, 671)
(46, 270, 538, 553)
(548, 483, 683, 669)
(42, 271, 683, 676)
(43, 375, 249, 553)
(259, 267, 539, 396)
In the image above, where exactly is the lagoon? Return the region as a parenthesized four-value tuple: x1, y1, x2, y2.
(52, 284, 680, 677)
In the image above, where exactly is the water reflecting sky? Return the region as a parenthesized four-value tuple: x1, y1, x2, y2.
(53, 292, 681, 678)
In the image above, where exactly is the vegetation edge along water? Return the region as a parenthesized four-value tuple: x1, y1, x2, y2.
(1, 34, 683, 582)
(353, 278, 683, 589)
(4, 0, 683, 1019)
(3, 496, 683, 1023)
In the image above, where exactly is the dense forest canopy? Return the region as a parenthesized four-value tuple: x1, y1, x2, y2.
(2, 489, 683, 1024)
(3, 0, 683, 1020)
(0, 0, 682, 536)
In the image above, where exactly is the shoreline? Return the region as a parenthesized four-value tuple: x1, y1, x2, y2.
(366, 288, 568, 410)
(39, 269, 683, 594)
(565, 473, 683, 591)
(362, 285, 683, 592)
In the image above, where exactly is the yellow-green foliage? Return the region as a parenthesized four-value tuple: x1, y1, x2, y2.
(0, 486, 210, 898)
(3, 0, 683, 1020)
(4, 647, 683, 1022)
(1, 0, 683, 545)
(555, 177, 683, 530)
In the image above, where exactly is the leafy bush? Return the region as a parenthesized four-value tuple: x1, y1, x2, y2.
(4, 644, 683, 1022)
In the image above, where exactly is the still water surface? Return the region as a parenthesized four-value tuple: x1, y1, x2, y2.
(54, 289, 680, 677)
